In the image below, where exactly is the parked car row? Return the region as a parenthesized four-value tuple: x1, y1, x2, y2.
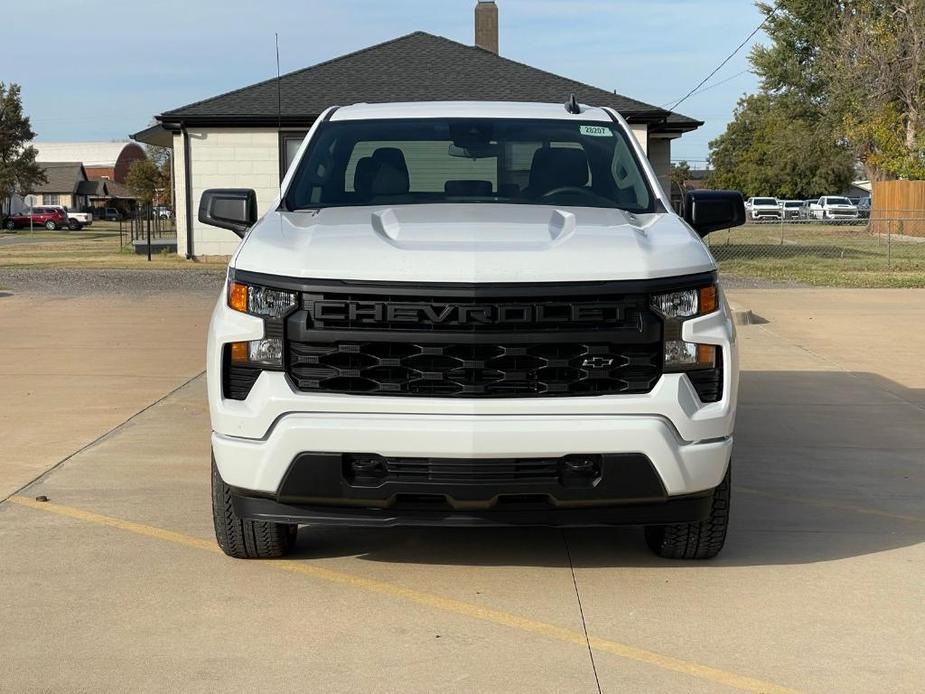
(744, 196, 871, 223)
(3, 205, 96, 230)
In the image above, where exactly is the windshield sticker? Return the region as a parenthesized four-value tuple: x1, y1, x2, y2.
(579, 125, 612, 137)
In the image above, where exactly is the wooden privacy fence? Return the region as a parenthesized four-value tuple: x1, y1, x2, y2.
(871, 180, 925, 236)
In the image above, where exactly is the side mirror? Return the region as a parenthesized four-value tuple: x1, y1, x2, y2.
(683, 190, 746, 238)
(198, 188, 257, 237)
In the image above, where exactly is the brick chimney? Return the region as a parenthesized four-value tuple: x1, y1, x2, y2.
(475, 1, 499, 54)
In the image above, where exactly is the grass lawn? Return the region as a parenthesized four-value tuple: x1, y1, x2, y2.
(0, 228, 214, 270)
(707, 222, 925, 287)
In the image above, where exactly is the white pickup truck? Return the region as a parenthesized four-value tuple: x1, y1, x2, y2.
(198, 99, 745, 561)
(811, 196, 859, 222)
(746, 197, 781, 221)
(48, 205, 93, 230)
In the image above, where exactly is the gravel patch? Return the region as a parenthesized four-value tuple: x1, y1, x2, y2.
(0, 267, 227, 296)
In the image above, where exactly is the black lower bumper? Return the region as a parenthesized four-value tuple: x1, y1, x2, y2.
(232, 492, 713, 527)
(230, 451, 715, 528)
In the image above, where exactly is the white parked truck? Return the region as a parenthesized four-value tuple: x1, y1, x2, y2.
(746, 197, 781, 221)
(200, 100, 744, 560)
(811, 196, 859, 221)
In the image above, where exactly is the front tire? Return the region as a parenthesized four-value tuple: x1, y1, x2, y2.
(4, 220, 15, 230)
(68, 219, 82, 230)
(45, 221, 57, 230)
(645, 463, 731, 560)
(211, 455, 297, 559)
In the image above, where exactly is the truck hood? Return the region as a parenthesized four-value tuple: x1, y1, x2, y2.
(232, 204, 715, 283)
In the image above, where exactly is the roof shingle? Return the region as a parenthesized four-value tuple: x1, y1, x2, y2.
(33, 162, 86, 194)
(159, 32, 700, 131)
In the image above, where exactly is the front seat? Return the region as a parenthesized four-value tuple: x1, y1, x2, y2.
(370, 147, 410, 197)
(526, 147, 590, 197)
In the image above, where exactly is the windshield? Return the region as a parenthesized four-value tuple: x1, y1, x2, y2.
(285, 118, 654, 212)
(753, 198, 777, 205)
(783, 201, 801, 208)
(827, 197, 852, 205)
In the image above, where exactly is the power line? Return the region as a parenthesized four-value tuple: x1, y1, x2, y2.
(659, 69, 753, 108)
(667, 5, 777, 113)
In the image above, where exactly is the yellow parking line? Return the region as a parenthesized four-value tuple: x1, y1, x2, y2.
(737, 486, 925, 524)
(9, 495, 799, 694)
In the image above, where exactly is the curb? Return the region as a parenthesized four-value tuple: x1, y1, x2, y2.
(728, 303, 766, 325)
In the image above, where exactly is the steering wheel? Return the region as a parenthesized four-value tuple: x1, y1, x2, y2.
(541, 186, 598, 199)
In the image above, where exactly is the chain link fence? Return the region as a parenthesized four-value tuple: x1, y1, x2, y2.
(706, 210, 925, 285)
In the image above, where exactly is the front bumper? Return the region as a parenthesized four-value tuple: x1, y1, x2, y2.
(208, 286, 738, 509)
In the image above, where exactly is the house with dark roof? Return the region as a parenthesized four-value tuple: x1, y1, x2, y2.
(134, 1, 702, 258)
(3, 162, 91, 216)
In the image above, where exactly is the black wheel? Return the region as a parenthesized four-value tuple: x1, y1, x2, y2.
(4, 219, 15, 230)
(211, 454, 297, 559)
(645, 463, 731, 560)
(68, 219, 82, 230)
(45, 220, 57, 230)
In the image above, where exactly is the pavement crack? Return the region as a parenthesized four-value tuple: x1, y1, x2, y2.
(562, 528, 603, 694)
(0, 370, 205, 507)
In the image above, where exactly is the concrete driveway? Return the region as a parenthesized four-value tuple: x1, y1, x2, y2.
(1, 278, 922, 693)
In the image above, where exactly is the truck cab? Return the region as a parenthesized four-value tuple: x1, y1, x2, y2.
(199, 100, 745, 560)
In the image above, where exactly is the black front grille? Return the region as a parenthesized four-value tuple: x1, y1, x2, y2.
(288, 340, 660, 396)
(278, 278, 671, 398)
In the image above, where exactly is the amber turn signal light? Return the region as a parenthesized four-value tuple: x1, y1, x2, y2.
(699, 285, 718, 315)
(229, 341, 249, 365)
(228, 282, 248, 313)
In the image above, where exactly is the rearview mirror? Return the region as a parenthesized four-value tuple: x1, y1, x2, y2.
(198, 189, 257, 237)
(683, 190, 746, 238)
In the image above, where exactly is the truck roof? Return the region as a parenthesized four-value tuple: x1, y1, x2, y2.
(329, 101, 614, 122)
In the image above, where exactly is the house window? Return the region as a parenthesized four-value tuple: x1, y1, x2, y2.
(44, 194, 60, 205)
(279, 131, 309, 181)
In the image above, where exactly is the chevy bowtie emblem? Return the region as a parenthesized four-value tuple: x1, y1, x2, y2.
(582, 357, 615, 368)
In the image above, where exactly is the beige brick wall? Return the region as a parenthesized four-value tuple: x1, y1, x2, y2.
(630, 124, 648, 154)
(647, 136, 672, 199)
(173, 128, 280, 258)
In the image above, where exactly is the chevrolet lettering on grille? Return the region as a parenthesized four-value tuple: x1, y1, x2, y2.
(310, 300, 625, 326)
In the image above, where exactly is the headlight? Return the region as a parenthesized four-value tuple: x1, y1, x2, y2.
(651, 284, 719, 371)
(228, 280, 297, 318)
(225, 277, 297, 373)
(650, 285, 717, 319)
(229, 337, 284, 368)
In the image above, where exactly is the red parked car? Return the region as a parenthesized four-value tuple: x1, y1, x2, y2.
(4, 207, 68, 230)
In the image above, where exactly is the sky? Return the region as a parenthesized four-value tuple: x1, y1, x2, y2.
(4, 0, 767, 166)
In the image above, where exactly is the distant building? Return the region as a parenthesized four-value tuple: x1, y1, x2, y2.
(32, 142, 146, 183)
(3, 162, 93, 215)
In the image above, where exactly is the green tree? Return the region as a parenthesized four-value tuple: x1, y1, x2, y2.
(126, 157, 168, 206)
(670, 161, 691, 192)
(825, 1, 925, 179)
(0, 82, 46, 213)
(709, 93, 854, 198)
(746, 0, 925, 181)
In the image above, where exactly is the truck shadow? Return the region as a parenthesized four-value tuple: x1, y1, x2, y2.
(289, 370, 925, 568)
